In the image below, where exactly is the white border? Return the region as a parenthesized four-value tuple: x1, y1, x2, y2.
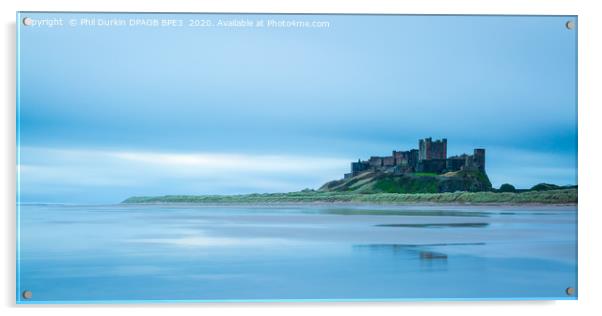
(2, 1, 601, 315)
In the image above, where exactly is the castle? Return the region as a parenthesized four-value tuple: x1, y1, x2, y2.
(344, 137, 486, 178)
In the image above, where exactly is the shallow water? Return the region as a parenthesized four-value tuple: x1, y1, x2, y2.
(17, 203, 577, 302)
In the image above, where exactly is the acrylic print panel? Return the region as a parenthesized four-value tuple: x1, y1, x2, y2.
(16, 12, 577, 303)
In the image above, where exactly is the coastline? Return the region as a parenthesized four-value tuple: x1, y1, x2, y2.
(122, 188, 577, 206)
(118, 201, 578, 209)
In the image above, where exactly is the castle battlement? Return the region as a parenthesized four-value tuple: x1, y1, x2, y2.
(344, 138, 485, 178)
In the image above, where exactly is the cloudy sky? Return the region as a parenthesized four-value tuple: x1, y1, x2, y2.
(18, 13, 577, 203)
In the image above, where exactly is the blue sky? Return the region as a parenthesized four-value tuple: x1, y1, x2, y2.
(18, 13, 577, 203)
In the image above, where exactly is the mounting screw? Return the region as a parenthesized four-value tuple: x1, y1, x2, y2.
(565, 21, 575, 30)
(566, 287, 575, 296)
(22, 290, 32, 300)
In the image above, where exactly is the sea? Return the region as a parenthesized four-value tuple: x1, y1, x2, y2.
(17, 203, 577, 303)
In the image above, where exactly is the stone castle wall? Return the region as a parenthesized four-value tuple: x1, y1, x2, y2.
(347, 138, 485, 177)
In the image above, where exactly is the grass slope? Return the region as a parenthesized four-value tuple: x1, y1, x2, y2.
(123, 188, 577, 205)
(319, 170, 492, 194)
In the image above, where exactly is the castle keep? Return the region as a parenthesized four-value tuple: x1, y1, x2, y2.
(345, 137, 485, 178)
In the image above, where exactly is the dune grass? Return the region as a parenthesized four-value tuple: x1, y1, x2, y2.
(122, 188, 577, 205)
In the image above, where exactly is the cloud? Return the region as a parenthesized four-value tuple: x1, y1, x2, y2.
(109, 150, 348, 174)
(18, 147, 350, 203)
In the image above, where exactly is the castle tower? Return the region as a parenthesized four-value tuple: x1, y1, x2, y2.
(418, 138, 430, 160)
(437, 138, 448, 159)
(473, 148, 485, 172)
(419, 137, 447, 160)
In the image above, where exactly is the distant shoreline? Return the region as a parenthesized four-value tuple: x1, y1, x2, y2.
(122, 188, 577, 205)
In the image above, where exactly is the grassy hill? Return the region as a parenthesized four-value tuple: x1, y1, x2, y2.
(319, 170, 492, 194)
